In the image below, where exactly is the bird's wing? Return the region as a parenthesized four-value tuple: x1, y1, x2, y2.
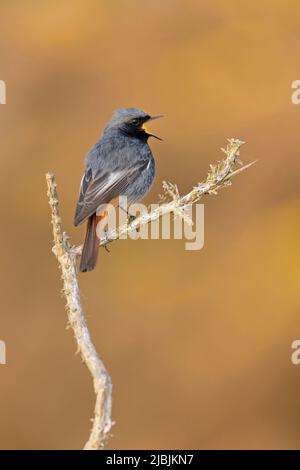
(74, 159, 149, 226)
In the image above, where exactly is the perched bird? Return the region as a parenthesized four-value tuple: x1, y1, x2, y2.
(74, 108, 163, 272)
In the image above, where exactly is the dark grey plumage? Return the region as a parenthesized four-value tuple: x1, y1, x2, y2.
(74, 107, 161, 272)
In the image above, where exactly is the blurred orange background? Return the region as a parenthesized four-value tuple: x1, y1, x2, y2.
(1, 0, 300, 449)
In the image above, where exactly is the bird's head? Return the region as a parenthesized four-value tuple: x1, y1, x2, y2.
(107, 108, 163, 141)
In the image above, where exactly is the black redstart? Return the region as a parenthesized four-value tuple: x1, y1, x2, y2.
(74, 108, 163, 272)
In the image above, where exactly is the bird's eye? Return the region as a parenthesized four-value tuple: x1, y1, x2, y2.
(131, 118, 139, 125)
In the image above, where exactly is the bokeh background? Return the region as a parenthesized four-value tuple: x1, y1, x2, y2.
(1, 0, 300, 450)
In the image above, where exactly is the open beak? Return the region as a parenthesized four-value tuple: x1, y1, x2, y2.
(143, 114, 164, 140)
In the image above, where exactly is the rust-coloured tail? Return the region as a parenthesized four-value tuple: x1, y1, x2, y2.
(80, 214, 99, 272)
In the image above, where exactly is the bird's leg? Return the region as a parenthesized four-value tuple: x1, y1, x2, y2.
(119, 205, 136, 224)
(95, 209, 109, 246)
(119, 205, 140, 232)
